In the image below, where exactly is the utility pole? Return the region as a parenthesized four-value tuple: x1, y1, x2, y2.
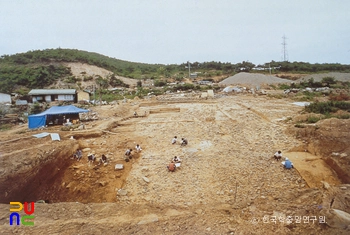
(282, 35, 288, 62)
(187, 61, 191, 79)
(93, 84, 96, 103)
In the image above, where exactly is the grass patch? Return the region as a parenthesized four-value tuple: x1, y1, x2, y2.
(267, 94, 284, 99)
(305, 101, 350, 114)
(0, 124, 12, 131)
(295, 91, 322, 101)
(329, 93, 350, 101)
(306, 116, 320, 123)
(294, 123, 305, 128)
(336, 113, 350, 119)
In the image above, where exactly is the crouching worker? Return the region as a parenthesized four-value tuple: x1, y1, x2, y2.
(135, 144, 142, 153)
(87, 153, 96, 164)
(73, 149, 82, 161)
(99, 154, 107, 165)
(274, 150, 282, 161)
(167, 161, 176, 172)
(171, 136, 177, 145)
(282, 157, 293, 169)
(173, 156, 181, 163)
(173, 156, 181, 168)
(180, 138, 188, 146)
(124, 149, 132, 162)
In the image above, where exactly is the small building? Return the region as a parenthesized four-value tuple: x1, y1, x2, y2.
(28, 89, 77, 103)
(190, 73, 198, 79)
(15, 100, 28, 105)
(77, 90, 90, 102)
(0, 93, 11, 104)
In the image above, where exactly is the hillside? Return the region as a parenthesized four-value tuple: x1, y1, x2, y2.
(1, 48, 350, 94)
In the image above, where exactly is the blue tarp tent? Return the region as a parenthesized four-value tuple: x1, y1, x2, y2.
(28, 105, 89, 129)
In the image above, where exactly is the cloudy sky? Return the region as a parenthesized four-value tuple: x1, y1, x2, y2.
(1, 0, 349, 65)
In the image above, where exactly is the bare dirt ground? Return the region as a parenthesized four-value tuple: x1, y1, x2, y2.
(1, 93, 350, 235)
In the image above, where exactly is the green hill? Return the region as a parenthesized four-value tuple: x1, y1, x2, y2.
(0, 48, 164, 93)
(1, 48, 349, 94)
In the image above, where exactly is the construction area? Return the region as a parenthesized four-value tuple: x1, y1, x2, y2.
(1, 87, 350, 234)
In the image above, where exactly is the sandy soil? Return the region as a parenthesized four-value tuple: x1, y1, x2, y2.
(1, 93, 350, 234)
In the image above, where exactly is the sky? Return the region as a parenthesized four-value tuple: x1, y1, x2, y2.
(1, 0, 349, 65)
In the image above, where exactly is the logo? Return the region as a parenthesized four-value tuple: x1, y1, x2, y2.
(9, 202, 35, 226)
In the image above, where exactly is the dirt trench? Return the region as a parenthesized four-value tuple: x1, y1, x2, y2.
(0, 141, 78, 203)
(0, 129, 140, 204)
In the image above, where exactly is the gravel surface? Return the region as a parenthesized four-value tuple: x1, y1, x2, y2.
(298, 72, 350, 82)
(219, 72, 292, 86)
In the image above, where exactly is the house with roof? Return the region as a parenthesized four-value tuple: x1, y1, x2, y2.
(28, 89, 77, 103)
(77, 90, 90, 102)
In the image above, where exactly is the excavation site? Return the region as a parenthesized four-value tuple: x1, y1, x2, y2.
(1, 94, 350, 235)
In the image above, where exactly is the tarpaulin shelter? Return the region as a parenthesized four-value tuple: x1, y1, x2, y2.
(28, 105, 89, 129)
(223, 86, 242, 93)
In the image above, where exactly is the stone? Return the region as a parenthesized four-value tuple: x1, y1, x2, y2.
(117, 189, 128, 196)
(142, 176, 150, 183)
(326, 209, 350, 228)
(322, 181, 331, 190)
(66, 182, 73, 189)
(115, 164, 124, 170)
(137, 214, 159, 225)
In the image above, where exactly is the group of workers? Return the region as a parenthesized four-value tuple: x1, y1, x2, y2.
(73, 150, 108, 166)
(124, 144, 142, 162)
(168, 136, 188, 172)
(171, 136, 188, 146)
(274, 150, 294, 169)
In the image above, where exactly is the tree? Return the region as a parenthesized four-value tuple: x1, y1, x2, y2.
(321, 77, 336, 87)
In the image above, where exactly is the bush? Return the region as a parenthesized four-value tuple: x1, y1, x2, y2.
(305, 101, 350, 114)
(0, 124, 12, 131)
(278, 84, 290, 90)
(306, 116, 320, 123)
(172, 83, 195, 91)
(31, 103, 42, 114)
(329, 93, 350, 101)
(294, 123, 305, 128)
(337, 113, 350, 119)
(297, 91, 322, 101)
(154, 80, 167, 87)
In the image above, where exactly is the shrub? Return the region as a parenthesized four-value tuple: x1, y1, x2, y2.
(0, 124, 12, 131)
(329, 93, 350, 101)
(305, 101, 350, 114)
(294, 123, 305, 128)
(337, 113, 350, 119)
(278, 84, 290, 90)
(154, 80, 167, 87)
(306, 116, 320, 123)
(31, 103, 42, 114)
